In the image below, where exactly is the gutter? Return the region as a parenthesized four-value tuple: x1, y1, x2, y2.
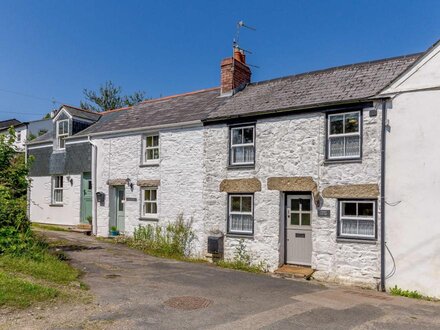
(380, 99, 387, 292)
(88, 136, 98, 236)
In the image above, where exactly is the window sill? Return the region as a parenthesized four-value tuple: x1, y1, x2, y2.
(336, 237, 377, 244)
(324, 158, 362, 165)
(226, 233, 254, 239)
(49, 204, 63, 207)
(140, 162, 160, 168)
(139, 217, 159, 222)
(227, 164, 255, 170)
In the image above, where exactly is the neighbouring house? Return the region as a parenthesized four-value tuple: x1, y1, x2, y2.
(27, 105, 101, 226)
(378, 42, 440, 298)
(0, 118, 52, 152)
(26, 41, 440, 298)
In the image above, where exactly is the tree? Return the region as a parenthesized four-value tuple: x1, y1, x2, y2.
(80, 81, 145, 112)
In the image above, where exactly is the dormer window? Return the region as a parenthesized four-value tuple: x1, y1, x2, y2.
(56, 119, 69, 150)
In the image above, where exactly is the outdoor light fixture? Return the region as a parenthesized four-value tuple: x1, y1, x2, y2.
(66, 175, 73, 185)
(126, 178, 133, 190)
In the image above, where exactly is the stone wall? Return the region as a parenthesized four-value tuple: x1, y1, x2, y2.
(94, 126, 206, 255)
(203, 107, 382, 287)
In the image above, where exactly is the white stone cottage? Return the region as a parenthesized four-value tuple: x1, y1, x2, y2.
(27, 105, 101, 226)
(26, 42, 440, 297)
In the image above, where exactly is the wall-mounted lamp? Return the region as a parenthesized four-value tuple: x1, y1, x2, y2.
(66, 175, 73, 185)
(126, 178, 133, 190)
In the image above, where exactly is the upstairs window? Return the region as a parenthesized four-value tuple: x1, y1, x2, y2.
(52, 176, 63, 204)
(144, 135, 160, 164)
(16, 131, 21, 142)
(142, 187, 158, 218)
(327, 112, 361, 159)
(230, 125, 255, 165)
(228, 194, 254, 235)
(56, 119, 69, 150)
(338, 200, 376, 239)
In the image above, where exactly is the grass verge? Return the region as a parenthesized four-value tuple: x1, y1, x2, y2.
(215, 260, 266, 273)
(32, 223, 69, 232)
(0, 271, 59, 308)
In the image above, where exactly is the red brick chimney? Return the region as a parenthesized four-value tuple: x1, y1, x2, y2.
(221, 48, 251, 95)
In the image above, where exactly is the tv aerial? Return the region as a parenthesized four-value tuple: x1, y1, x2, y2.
(233, 21, 259, 68)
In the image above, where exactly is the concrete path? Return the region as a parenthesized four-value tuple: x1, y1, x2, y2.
(4, 230, 439, 329)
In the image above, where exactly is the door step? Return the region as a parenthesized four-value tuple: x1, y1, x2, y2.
(275, 264, 315, 279)
(69, 224, 92, 235)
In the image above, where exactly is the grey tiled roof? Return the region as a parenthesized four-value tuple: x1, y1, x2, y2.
(26, 130, 52, 144)
(0, 119, 24, 130)
(63, 105, 102, 121)
(206, 53, 421, 120)
(75, 88, 223, 136)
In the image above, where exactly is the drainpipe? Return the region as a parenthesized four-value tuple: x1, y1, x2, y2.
(380, 99, 387, 292)
(88, 136, 98, 236)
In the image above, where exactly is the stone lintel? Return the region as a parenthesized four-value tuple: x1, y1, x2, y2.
(137, 179, 161, 187)
(322, 184, 379, 199)
(267, 176, 317, 192)
(220, 178, 261, 193)
(106, 179, 127, 186)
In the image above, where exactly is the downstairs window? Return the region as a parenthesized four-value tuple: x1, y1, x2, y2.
(338, 200, 376, 239)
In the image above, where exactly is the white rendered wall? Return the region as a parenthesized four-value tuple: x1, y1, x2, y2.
(94, 126, 205, 255)
(204, 108, 382, 287)
(381, 45, 440, 298)
(29, 175, 82, 226)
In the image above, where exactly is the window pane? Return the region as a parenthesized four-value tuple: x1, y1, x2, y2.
(147, 149, 158, 160)
(153, 148, 159, 159)
(329, 136, 344, 158)
(341, 219, 358, 235)
(230, 214, 252, 233)
(145, 203, 151, 214)
(152, 135, 159, 147)
(59, 137, 65, 149)
(301, 213, 311, 226)
(243, 146, 254, 163)
(232, 129, 243, 145)
(243, 127, 253, 143)
(358, 220, 374, 237)
(342, 202, 357, 216)
(231, 197, 241, 212)
(241, 196, 252, 212)
(358, 203, 373, 217)
(291, 213, 299, 225)
(345, 136, 360, 157)
(146, 136, 153, 147)
(291, 199, 300, 211)
(144, 190, 151, 200)
(330, 115, 344, 134)
(150, 189, 157, 201)
(301, 198, 311, 211)
(345, 113, 359, 133)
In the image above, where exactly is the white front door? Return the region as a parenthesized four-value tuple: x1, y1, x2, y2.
(286, 194, 312, 266)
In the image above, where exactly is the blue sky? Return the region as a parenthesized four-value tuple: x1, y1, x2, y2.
(1, 0, 440, 121)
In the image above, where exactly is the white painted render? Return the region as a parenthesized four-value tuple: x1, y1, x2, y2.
(203, 107, 383, 287)
(94, 126, 206, 254)
(29, 174, 82, 226)
(0, 126, 27, 151)
(381, 44, 440, 298)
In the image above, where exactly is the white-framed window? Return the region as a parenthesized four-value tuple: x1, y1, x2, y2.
(338, 200, 376, 239)
(143, 135, 160, 164)
(228, 194, 253, 235)
(16, 131, 21, 142)
(327, 111, 361, 159)
(52, 175, 64, 204)
(141, 187, 158, 218)
(56, 119, 69, 150)
(230, 125, 255, 165)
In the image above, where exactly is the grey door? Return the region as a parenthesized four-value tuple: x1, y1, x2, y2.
(286, 195, 312, 266)
(80, 172, 92, 224)
(114, 186, 125, 232)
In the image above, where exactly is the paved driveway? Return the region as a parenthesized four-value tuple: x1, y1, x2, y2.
(7, 230, 439, 329)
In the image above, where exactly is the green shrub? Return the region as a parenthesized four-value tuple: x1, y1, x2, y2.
(390, 285, 424, 299)
(0, 227, 48, 260)
(216, 239, 267, 273)
(118, 214, 195, 258)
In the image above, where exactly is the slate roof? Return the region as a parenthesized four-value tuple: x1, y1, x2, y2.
(62, 105, 102, 121)
(27, 130, 52, 144)
(0, 119, 24, 130)
(205, 53, 422, 121)
(75, 88, 223, 136)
